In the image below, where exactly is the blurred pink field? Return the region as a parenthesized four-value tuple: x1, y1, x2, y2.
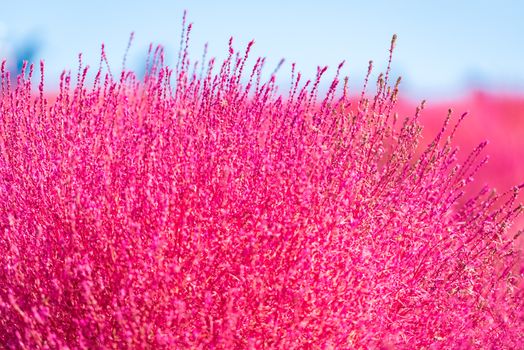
(397, 92, 524, 236)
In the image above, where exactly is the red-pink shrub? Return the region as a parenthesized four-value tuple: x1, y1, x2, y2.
(0, 29, 523, 348)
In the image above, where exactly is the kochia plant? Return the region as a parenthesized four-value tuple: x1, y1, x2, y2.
(0, 22, 523, 348)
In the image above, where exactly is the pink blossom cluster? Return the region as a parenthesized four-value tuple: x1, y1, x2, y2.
(0, 28, 523, 348)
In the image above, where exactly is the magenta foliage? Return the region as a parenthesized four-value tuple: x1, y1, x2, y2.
(0, 30, 523, 349)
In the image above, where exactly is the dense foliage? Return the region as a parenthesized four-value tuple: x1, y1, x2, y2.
(1, 27, 523, 348)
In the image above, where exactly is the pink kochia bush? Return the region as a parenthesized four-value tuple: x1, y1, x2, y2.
(0, 24, 523, 348)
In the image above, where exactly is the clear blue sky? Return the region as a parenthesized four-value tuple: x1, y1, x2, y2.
(1, 0, 523, 98)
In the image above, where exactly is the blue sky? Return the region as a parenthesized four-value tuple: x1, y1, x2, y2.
(1, 0, 523, 98)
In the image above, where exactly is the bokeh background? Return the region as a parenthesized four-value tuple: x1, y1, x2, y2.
(1, 0, 523, 96)
(2, 0, 524, 229)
